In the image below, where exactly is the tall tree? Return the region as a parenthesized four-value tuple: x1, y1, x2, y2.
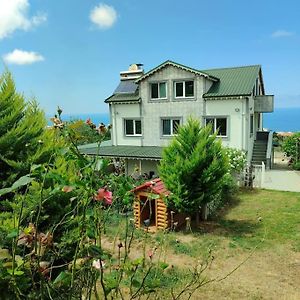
(158, 117, 229, 219)
(0, 71, 49, 188)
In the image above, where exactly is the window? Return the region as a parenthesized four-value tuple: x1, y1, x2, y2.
(205, 117, 227, 137)
(125, 119, 142, 136)
(174, 81, 194, 98)
(250, 115, 254, 135)
(151, 82, 167, 99)
(162, 118, 181, 136)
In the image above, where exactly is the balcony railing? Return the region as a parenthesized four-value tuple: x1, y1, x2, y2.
(254, 95, 274, 113)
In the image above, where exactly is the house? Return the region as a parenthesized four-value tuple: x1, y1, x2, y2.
(80, 60, 274, 177)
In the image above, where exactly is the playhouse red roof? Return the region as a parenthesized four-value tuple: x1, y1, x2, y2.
(131, 178, 170, 196)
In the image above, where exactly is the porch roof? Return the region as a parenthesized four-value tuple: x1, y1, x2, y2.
(79, 144, 163, 160)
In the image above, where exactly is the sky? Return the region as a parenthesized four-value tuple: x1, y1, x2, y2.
(0, 0, 300, 116)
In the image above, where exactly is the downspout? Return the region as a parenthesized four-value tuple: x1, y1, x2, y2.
(112, 104, 118, 146)
(241, 98, 245, 150)
(140, 99, 143, 147)
(203, 77, 206, 120)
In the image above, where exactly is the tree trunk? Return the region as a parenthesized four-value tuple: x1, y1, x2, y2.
(201, 203, 208, 221)
(196, 211, 200, 227)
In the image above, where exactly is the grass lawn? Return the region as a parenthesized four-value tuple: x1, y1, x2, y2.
(103, 189, 300, 299)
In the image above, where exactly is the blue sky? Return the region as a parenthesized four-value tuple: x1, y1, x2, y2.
(0, 0, 300, 115)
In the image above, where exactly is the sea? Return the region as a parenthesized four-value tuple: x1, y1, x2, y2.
(47, 107, 300, 133)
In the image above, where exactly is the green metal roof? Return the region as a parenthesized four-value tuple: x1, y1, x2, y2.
(105, 62, 262, 103)
(105, 92, 140, 104)
(136, 60, 219, 83)
(202, 65, 261, 98)
(79, 145, 163, 160)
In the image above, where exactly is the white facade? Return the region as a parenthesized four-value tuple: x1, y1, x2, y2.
(105, 61, 272, 174)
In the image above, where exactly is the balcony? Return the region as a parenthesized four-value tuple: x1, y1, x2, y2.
(254, 95, 274, 113)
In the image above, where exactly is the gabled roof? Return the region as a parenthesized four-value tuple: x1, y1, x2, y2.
(135, 60, 219, 83)
(79, 145, 163, 160)
(131, 178, 170, 196)
(203, 65, 261, 98)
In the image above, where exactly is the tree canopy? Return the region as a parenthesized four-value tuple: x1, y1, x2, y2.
(0, 71, 50, 188)
(158, 117, 229, 215)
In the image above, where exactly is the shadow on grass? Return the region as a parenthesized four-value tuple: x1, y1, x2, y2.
(195, 218, 261, 238)
(195, 191, 263, 239)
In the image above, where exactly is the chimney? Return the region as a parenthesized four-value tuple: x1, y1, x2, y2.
(120, 64, 144, 81)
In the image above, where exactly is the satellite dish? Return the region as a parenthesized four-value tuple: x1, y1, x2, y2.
(129, 64, 139, 71)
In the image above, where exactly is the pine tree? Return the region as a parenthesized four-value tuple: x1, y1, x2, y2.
(0, 71, 50, 188)
(158, 117, 229, 218)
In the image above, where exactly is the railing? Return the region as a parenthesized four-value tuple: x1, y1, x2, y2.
(266, 131, 273, 169)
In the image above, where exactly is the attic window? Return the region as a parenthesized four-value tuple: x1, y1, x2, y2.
(151, 82, 167, 100)
(174, 81, 194, 98)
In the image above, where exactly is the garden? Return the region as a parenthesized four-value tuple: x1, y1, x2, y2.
(0, 71, 299, 299)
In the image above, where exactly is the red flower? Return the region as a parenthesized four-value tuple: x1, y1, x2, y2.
(94, 187, 113, 205)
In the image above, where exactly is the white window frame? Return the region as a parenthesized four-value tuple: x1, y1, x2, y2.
(204, 117, 228, 137)
(150, 82, 167, 100)
(174, 80, 194, 99)
(161, 118, 181, 136)
(124, 119, 142, 136)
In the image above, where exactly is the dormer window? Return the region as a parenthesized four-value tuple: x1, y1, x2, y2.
(175, 80, 194, 98)
(150, 82, 167, 100)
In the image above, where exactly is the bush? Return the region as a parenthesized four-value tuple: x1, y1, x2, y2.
(282, 132, 300, 162)
(225, 148, 247, 173)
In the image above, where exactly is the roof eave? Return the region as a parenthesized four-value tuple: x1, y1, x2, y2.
(83, 153, 161, 161)
(135, 60, 219, 83)
(204, 94, 251, 100)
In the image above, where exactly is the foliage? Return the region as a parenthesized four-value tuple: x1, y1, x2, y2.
(282, 132, 300, 165)
(225, 148, 247, 173)
(66, 119, 109, 145)
(158, 117, 229, 214)
(0, 71, 52, 189)
(107, 174, 136, 212)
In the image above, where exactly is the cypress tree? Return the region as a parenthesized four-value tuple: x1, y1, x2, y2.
(158, 117, 229, 218)
(0, 71, 49, 188)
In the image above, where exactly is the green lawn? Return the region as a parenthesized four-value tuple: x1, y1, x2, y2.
(105, 189, 300, 256)
(161, 189, 300, 257)
(102, 189, 300, 299)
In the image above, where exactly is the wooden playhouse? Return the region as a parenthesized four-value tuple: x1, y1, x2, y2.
(131, 178, 186, 232)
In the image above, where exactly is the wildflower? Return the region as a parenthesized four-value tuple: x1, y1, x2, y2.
(94, 187, 113, 205)
(148, 250, 154, 259)
(62, 186, 74, 193)
(92, 259, 105, 270)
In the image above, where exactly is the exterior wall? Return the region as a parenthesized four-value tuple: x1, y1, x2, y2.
(110, 103, 142, 146)
(140, 65, 213, 147)
(205, 99, 244, 149)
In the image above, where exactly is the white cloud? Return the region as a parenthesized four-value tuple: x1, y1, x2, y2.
(0, 0, 47, 39)
(3, 49, 44, 65)
(90, 3, 117, 29)
(271, 30, 294, 38)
